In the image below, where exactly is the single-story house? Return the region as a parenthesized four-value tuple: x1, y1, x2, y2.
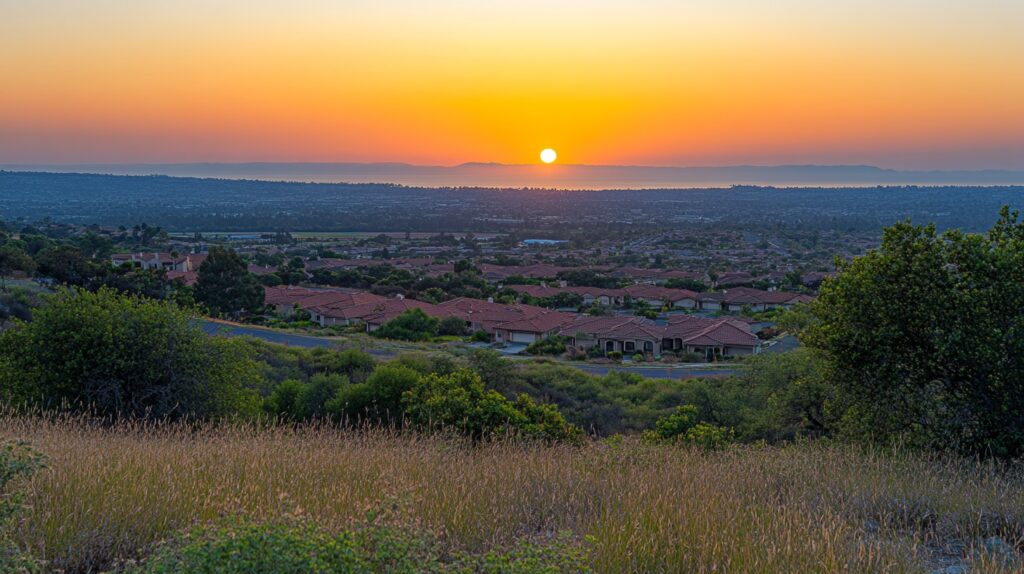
(560, 315, 665, 356)
(663, 315, 761, 359)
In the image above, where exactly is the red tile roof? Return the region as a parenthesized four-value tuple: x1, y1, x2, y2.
(494, 311, 576, 334)
(360, 299, 450, 325)
(560, 315, 664, 340)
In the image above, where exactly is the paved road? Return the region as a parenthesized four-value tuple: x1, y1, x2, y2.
(201, 320, 741, 380)
(200, 321, 342, 349)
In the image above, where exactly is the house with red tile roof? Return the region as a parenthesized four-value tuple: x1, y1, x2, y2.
(699, 287, 812, 312)
(623, 285, 700, 309)
(304, 292, 393, 326)
(437, 297, 551, 336)
(564, 286, 626, 307)
(560, 315, 666, 356)
(492, 310, 576, 345)
(663, 315, 761, 359)
(361, 299, 451, 331)
(111, 252, 190, 272)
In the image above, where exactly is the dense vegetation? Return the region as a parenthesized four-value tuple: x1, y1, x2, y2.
(806, 207, 1024, 457)
(0, 288, 261, 419)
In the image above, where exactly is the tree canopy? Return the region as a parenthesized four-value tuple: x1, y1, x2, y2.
(805, 207, 1024, 457)
(194, 246, 264, 315)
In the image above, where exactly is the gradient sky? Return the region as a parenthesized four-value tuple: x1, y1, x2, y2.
(2, 0, 1023, 168)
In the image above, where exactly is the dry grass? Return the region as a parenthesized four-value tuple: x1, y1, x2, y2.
(2, 415, 1023, 573)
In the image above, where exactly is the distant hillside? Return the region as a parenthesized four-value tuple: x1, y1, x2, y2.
(4, 162, 1024, 188)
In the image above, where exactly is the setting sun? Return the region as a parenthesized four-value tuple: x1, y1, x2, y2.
(540, 149, 557, 164)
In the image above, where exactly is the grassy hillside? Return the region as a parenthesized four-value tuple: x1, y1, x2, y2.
(4, 415, 1022, 573)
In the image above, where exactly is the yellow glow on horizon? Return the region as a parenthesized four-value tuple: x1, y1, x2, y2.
(540, 149, 557, 164)
(1, 0, 1022, 169)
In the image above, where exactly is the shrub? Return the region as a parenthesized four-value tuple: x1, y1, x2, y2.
(642, 405, 734, 449)
(525, 336, 567, 356)
(124, 517, 592, 574)
(471, 330, 490, 342)
(0, 287, 262, 419)
(402, 369, 581, 442)
(630, 353, 644, 363)
(437, 315, 469, 336)
(263, 379, 306, 419)
(373, 308, 439, 341)
(606, 351, 622, 362)
(329, 364, 422, 425)
(676, 351, 702, 363)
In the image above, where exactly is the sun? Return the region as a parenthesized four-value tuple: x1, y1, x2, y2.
(540, 148, 557, 164)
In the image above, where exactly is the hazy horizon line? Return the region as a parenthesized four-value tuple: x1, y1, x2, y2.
(6, 161, 1024, 173)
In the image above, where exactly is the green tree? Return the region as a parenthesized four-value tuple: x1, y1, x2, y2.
(805, 208, 1024, 457)
(632, 300, 658, 320)
(0, 245, 35, 291)
(194, 247, 264, 316)
(774, 303, 815, 335)
(34, 244, 89, 285)
(0, 287, 261, 419)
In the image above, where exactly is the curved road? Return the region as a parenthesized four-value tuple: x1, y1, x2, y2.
(201, 320, 741, 380)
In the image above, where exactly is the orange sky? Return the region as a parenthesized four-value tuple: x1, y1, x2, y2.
(2, 0, 1023, 168)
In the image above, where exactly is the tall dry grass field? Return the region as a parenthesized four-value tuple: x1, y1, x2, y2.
(2, 415, 1022, 573)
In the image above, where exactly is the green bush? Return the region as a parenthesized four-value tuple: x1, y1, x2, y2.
(606, 351, 622, 362)
(0, 287, 262, 419)
(402, 369, 581, 442)
(373, 308, 439, 341)
(642, 405, 734, 450)
(125, 517, 592, 574)
(676, 351, 702, 363)
(525, 336, 567, 356)
(471, 330, 490, 342)
(329, 364, 422, 425)
(437, 315, 469, 336)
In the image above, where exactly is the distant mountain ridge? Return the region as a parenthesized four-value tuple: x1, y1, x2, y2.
(3, 162, 1024, 188)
